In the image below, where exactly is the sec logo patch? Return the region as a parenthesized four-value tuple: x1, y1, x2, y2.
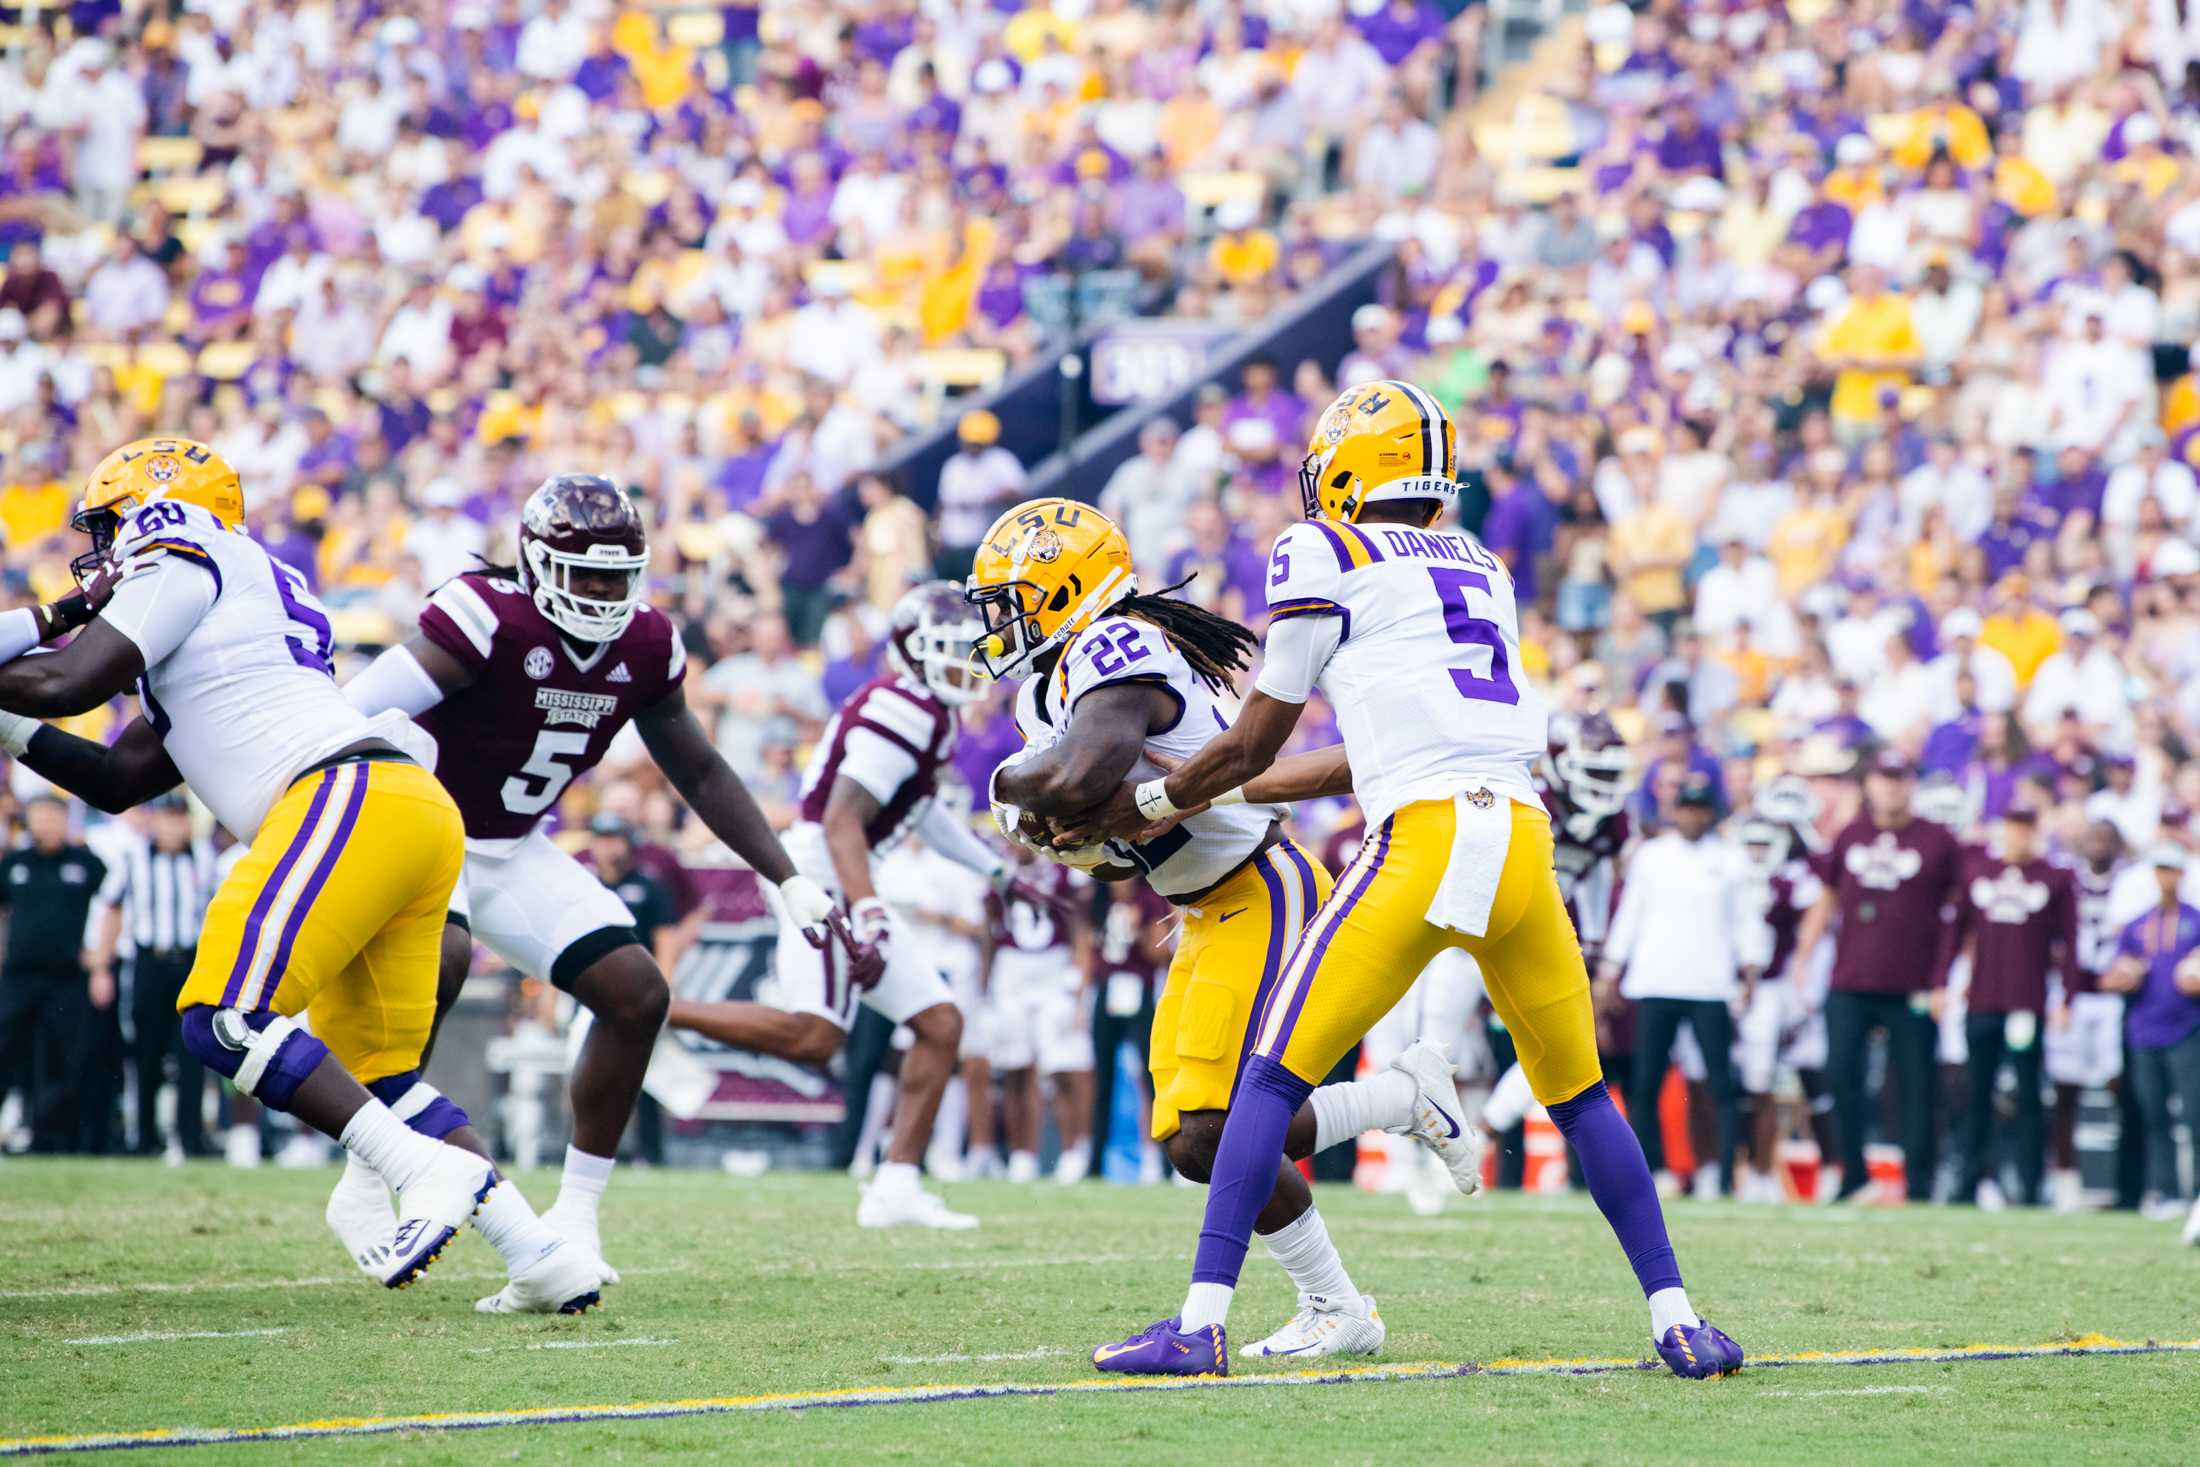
(524, 646, 554, 679)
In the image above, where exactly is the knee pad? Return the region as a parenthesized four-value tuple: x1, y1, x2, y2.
(365, 1070, 472, 1140)
(180, 1006, 329, 1110)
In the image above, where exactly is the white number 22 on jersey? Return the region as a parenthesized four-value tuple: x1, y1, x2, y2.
(501, 730, 589, 816)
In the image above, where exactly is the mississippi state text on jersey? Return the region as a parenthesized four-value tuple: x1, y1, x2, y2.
(414, 572, 686, 841)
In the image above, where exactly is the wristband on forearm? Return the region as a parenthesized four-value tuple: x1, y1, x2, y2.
(1133, 778, 1179, 823)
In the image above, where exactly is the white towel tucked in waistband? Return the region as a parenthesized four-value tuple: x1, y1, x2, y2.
(1424, 786, 1518, 938)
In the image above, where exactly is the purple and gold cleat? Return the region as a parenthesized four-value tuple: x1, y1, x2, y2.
(1655, 1320, 1745, 1379)
(1092, 1317, 1229, 1376)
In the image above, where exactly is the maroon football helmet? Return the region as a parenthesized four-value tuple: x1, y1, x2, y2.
(517, 474, 649, 642)
(885, 581, 987, 706)
(1552, 710, 1634, 818)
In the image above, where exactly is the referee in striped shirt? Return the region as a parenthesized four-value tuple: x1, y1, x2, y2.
(86, 794, 214, 1158)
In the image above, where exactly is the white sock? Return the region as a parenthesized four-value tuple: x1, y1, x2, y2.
(554, 1145, 615, 1219)
(473, 1175, 562, 1272)
(1309, 1069, 1417, 1152)
(1258, 1207, 1359, 1309)
(333, 1150, 392, 1211)
(874, 1160, 922, 1194)
(1649, 1286, 1701, 1337)
(339, 1101, 448, 1194)
(1179, 1280, 1234, 1332)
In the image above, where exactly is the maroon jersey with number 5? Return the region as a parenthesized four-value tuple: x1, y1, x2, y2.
(414, 571, 687, 839)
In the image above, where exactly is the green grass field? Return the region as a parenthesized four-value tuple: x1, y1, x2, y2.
(2, 1160, 2195, 1463)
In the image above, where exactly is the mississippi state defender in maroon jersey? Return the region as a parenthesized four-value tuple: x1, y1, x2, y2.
(667, 581, 1027, 1229)
(335, 475, 853, 1294)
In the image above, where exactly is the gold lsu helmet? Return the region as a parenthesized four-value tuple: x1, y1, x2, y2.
(1299, 380, 1458, 524)
(966, 497, 1135, 679)
(73, 436, 245, 581)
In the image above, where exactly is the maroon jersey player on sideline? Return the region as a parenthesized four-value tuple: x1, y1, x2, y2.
(667, 581, 1034, 1229)
(1943, 804, 2079, 1207)
(333, 475, 856, 1300)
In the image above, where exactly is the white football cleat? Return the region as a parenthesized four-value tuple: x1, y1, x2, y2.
(857, 1184, 979, 1230)
(2183, 1196, 2200, 1247)
(1240, 1295, 1386, 1360)
(475, 1238, 605, 1315)
(1385, 1039, 1481, 1197)
(1005, 1150, 1040, 1184)
(540, 1200, 620, 1286)
(325, 1154, 396, 1283)
(384, 1144, 496, 1289)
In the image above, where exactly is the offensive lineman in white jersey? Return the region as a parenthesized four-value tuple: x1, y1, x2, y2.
(968, 498, 1476, 1360)
(1073, 382, 1741, 1378)
(0, 438, 601, 1311)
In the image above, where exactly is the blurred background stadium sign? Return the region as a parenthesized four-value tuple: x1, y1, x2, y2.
(1089, 322, 1234, 407)
(1020, 269, 1142, 334)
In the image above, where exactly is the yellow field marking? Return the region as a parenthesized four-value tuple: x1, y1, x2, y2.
(4, 1335, 2195, 1455)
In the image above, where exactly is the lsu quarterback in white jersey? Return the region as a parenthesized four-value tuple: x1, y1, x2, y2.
(1079, 381, 1743, 1381)
(0, 437, 602, 1313)
(969, 498, 1471, 1362)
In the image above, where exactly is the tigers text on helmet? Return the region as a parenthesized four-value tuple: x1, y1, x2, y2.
(887, 580, 987, 705)
(73, 437, 245, 585)
(1299, 379, 1458, 524)
(1551, 711, 1634, 818)
(517, 474, 650, 642)
(965, 498, 1134, 680)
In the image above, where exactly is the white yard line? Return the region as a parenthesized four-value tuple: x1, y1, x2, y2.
(1759, 1384, 1951, 1398)
(63, 1328, 292, 1347)
(880, 1347, 1073, 1365)
(465, 1337, 678, 1355)
(0, 1265, 694, 1304)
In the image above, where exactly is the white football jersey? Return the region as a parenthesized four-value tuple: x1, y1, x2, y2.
(96, 499, 410, 841)
(1257, 519, 1548, 827)
(1012, 610, 1284, 900)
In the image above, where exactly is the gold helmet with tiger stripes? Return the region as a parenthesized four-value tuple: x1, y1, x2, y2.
(1298, 380, 1458, 524)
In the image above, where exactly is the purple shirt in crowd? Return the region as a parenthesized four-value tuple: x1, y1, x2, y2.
(2115, 903, 2200, 1050)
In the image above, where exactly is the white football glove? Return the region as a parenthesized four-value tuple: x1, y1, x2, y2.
(1050, 836, 1120, 872)
(777, 875, 837, 946)
(849, 896, 894, 952)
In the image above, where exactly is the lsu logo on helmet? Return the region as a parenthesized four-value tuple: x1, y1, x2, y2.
(965, 498, 1135, 680)
(71, 436, 247, 585)
(1299, 380, 1458, 524)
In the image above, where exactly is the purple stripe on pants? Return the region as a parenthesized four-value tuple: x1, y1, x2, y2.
(1222, 852, 1291, 1111)
(259, 766, 370, 1007)
(220, 770, 338, 1007)
(1259, 818, 1392, 1064)
(1245, 843, 1319, 1057)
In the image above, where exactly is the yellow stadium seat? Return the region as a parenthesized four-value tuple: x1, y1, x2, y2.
(147, 174, 228, 217)
(77, 342, 129, 373)
(1179, 171, 1266, 213)
(1501, 166, 1583, 205)
(196, 341, 256, 381)
(136, 136, 205, 176)
(621, 171, 674, 206)
(917, 348, 1008, 393)
(668, 11, 724, 47)
(134, 342, 194, 378)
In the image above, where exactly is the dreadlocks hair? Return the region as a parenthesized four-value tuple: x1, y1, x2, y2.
(1114, 575, 1257, 694)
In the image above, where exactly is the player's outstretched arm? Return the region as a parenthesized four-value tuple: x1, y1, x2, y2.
(1239, 743, 1352, 804)
(0, 714, 182, 813)
(1082, 689, 1305, 841)
(0, 620, 148, 719)
(342, 635, 474, 713)
(634, 684, 798, 886)
(821, 775, 886, 905)
(994, 682, 1172, 818)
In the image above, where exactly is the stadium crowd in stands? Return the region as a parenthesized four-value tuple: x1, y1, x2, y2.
(0, 0, 2197, 1225)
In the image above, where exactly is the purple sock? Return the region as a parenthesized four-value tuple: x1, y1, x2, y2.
(1190, 1055, 1312, 1287)
(1547, 1080, 1683, 1296)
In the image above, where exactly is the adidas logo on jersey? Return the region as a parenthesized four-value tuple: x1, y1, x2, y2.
(608, 662, 631, 683)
